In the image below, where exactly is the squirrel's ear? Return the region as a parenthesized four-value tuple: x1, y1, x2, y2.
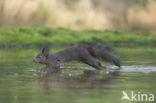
(42, 45, 50, 56)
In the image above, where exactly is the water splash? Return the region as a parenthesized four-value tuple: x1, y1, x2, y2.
(110, 66, 156, 73)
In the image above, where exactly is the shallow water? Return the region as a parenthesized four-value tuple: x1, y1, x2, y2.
(0, 46, 156, 103)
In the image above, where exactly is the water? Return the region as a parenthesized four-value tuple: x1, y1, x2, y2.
(0, 46, 156, 103)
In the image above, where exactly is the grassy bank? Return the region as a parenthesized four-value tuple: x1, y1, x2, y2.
(0, 27, 156, 46)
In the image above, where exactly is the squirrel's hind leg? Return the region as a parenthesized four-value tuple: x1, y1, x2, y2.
(81, 55, 105, 70)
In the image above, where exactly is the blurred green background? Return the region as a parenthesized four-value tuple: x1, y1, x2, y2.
(0, 0, 156, 46)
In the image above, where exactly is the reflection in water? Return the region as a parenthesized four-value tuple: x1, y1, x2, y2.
(35, 69, 120, 94)
(0, 47, 155, 103)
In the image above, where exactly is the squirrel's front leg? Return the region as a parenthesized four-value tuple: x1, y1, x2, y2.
(46, 63, 60, 73)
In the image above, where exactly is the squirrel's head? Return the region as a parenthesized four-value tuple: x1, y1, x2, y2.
(33, 46, 50, 64)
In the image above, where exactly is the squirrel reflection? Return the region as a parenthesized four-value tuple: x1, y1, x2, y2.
(35, 69, 120, 94)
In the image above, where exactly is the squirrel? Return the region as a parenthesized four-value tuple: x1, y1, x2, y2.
(33, 45, 121, 73)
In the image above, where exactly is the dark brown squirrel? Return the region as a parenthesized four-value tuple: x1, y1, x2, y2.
(33, 45, 121, 73)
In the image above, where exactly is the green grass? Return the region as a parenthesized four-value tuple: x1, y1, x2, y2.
(0, 27, 156, 46)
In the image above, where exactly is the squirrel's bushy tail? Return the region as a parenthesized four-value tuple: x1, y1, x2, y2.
(86, 45, 121, 67)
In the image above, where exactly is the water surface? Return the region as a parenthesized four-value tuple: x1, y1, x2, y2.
(0, 46, 156, 103)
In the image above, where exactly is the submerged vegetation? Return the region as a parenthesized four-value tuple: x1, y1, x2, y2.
(0, 27, 156, 46)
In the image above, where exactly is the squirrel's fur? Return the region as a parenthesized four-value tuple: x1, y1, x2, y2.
(33, 45, 121, 73)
